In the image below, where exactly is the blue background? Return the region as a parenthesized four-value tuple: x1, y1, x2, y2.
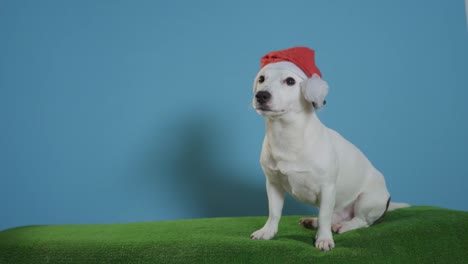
(1, 0, 467, 231)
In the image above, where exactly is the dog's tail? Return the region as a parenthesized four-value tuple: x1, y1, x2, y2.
(387, 202, 410, 211)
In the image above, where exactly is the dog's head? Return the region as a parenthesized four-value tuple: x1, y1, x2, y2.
(252, 61, 329, 118)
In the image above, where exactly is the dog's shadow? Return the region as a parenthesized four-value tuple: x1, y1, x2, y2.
(140, 114, 316, 218)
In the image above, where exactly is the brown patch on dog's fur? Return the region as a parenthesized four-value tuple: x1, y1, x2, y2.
(299, 218, 318, 229)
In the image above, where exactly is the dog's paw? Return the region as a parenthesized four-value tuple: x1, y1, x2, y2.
(250, 227, 277, 240)
(314, 231, 335, 251)
(299, 217, 318, 229)
(315, 237, 335, 251)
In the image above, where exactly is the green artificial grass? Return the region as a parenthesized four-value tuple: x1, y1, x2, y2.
(0, 206, 467, 263)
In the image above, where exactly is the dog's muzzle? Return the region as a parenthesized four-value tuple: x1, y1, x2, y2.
(255, 91, 271, 105)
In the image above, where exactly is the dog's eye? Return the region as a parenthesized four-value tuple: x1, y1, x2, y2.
(285, 77, 296, 86)
(258, 75, 265, 83)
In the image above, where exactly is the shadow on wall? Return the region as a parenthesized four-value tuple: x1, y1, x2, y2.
(140, 114, 314, 219)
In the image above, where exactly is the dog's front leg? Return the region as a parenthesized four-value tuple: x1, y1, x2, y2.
(315, 184, 336, 251)
(250, 179, 285, 240)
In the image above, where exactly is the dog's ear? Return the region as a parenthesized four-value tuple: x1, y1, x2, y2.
(300, 73, 329, 109)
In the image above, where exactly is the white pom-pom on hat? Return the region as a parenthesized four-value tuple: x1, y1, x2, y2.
(301, 73, 329, 109)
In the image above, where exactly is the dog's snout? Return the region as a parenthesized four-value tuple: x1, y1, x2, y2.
(255, 91, 271, 105)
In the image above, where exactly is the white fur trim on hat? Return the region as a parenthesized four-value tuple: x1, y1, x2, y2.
(260, 61, 308, 80)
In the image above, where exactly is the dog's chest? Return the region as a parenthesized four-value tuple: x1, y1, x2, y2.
(263, 159, 321, 206)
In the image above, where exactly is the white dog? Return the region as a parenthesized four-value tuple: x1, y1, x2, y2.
(250, 49, 408, 251)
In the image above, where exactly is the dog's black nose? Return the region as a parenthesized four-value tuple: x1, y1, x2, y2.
(256, 91, 271, 105)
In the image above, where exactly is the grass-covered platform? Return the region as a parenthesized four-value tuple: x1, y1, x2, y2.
(0, 206, 467, 263)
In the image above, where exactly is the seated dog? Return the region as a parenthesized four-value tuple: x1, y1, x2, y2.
(250, 47, 408, 251)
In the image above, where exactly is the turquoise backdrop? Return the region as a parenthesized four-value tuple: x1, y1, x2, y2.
(1, 0, 467, 230)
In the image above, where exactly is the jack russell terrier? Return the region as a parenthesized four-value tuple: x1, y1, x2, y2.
(250, 47, 409, 251)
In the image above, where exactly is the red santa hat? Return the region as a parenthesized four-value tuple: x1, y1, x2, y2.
(260, 46, 322, 78)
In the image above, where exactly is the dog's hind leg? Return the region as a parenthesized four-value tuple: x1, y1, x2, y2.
(332, 191, 390, 234)
(301, 205, 353, 230)
(332, 217, 368, 234)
